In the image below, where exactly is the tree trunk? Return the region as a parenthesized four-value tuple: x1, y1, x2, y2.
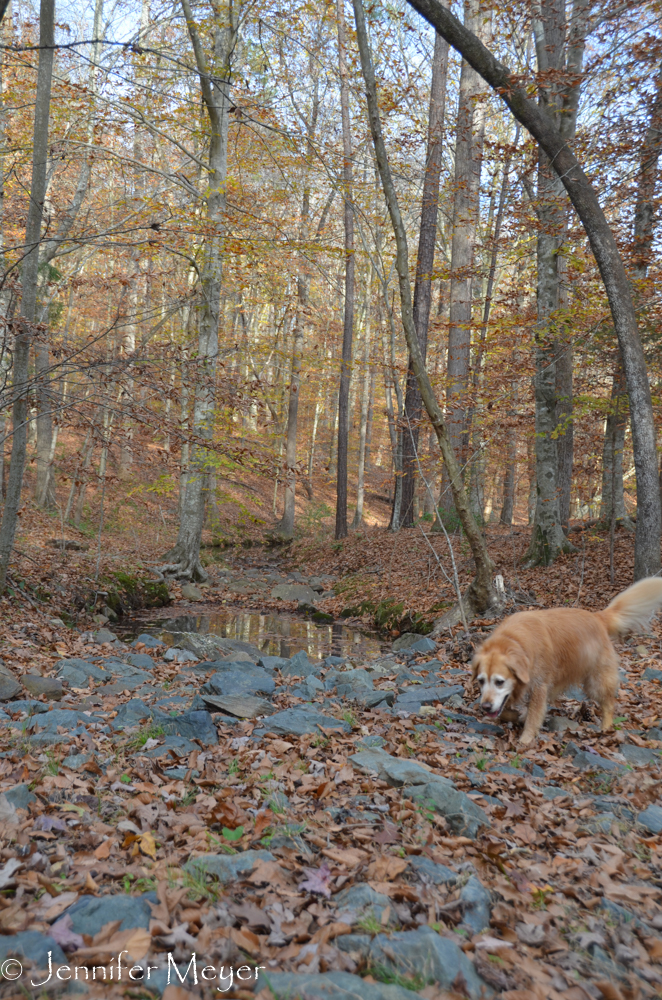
(353, 0, 496, 621)
(600, 361, 632, 527)
(159, 0, 236, 581)
(353, 267, 373, 529)
(404, 0, 662, 579)
(0, 0, 54, 591)
(398, 29, 448, 528)
(276, 291, 305, 539)
(335, 0, 355, 540)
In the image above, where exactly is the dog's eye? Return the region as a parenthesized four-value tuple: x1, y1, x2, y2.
(494, 679, 504, 688)
(477, 677, 484, 686)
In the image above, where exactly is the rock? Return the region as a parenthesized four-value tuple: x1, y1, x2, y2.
(408, 855, 457, 885)
(113, 699, 153, 727)
(367, 926, 488, 999)
(621, 744, 659, 766)
(200, 694, 275, 719)
(562, 741, 580, 758)
(349, 748, 487, 837)
(181, 583, 204, 601)
(162, 709, 218, 745)
(202, 666, 275, 697)
(265, 971, 421, 1000)
(263, 708, 350, 737)
(264, 790, 290, 812)
(356, 690, 395, 709)
(21, 675, 63, 700)
(546, 716, 581, 733)
(102, 604, 119, 622)
(125, 653, 155, 670)
(334, 669, 374, 693)
(94, 628, 118, 644)
(280, 650, 321, 678)
(163, 646, 198, 662)
(142, 735, 198, 758)
(0, 672, 22, 701)
(357, 734, 387, 749)
(5, 699, 49, 715)
(62, 753, 92, 770)
(56, 658, 106, 686)
(582, 812, 617, 833)
(334, 884, 392, 924)
(394, 685, 464, 711)
(134, 633, 161, 648)
(170, 632, 261, 661)
(646, 727, 662, 741)
(184, 849, 274, 884)
(65, 894, 153, 935)
(460, 875, 491, 933)
(571, 751, 626, 773)
(644, 667, 662, 682)
(93, 613, 109, 625)
(0, 930, 66, 968)
(638, 804, 662, 833)
(271, 583, 318, 604)
(259, 655, 290, 672)
(4, 784, 36, 810)
(12, 708, 103, 734)
(392, 633, 431, 652)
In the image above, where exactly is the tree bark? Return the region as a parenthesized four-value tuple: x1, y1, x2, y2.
(0, 0, 54, 592)
(159, 0, 236, 581)
(353, 267, 373, 528)
(398, 29, 448, 528)
(352, 0, 496, 620)
(335, 0, 355, 540)
(404, 0, 661, 580)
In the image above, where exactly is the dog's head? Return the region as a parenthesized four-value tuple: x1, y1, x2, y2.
(471, 642, 530, 719)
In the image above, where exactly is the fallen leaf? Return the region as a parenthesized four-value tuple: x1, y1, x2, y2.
(50, 914, 84, 952)
(299, 863, 332, 897)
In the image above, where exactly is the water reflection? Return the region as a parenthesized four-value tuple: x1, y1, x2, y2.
(120, 609, 386, 660)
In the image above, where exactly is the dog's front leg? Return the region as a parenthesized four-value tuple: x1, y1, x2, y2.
(519, 682, 548, 745)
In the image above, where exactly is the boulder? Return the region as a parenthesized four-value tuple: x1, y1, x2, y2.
(65, 894, 153, 935)
(143, 735, 198, 758)
(170, 632, 261, 661)
(367, 926, 489, 999)
(125, 653, 155, 670)
(638, 804, 662, 834)
(0, 672, 21, 701)
(264, 707, 350, 737)
(354, 690, 394, 709)
(571, 751, 626, 773)
(161, 709, 218, 745)
(94, 628, 118, 644)
(184, 849, 274, 884)
(21, 675, 63, 700)
(546, 716, 581, 733)
(334, 884, 392, 924)
(258, 655, 290, 672)
(133, 633, 161, 648)
(621, 744, 660, 767)
(392, 633, 435, 653)
(280, 650, 322, 678)
(4, 784, 36, 810)
(0, 930, 66, 969)
(271, 583, 318, 604)
(265, 971, 421, 1000)
(113, 699, 154, 728)
(13, 708, 103, 734)
(460, 875, 491, 933)
(394, 685, 464, 710)
(163, 647, 198, 662)
(56, 658, 106, 686)
(202, 667, 275, 697)
(644, 667, 662, 683)
(181, 583, 204, 601)
(200, 694, 275, 719)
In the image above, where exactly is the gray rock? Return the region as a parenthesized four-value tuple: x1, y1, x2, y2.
(13, 708, 103, 734)
(181, 583, 204, 601)
(258, 655, 290, 672)
(62, 753, 92, 770)
(5, 699, 49, 715)
(647, 727, 662, 741)
(134, 633, 161, 648)
(202, 667, 275, 697)
(407, 637, 437, 654)
(334, 884, 392, 924)
(280, 650, 321, 678)
(367, 926, 488, 999)
(21, 675, 63, 700)
(163, 646, 198, 662)
(325, 655, 348, 667)
(571, 751, 626, 773)
(356, 690, 395, 709)
(621, 744, 659, 766)
(334, 669, 373, 693)
(392, 633, 429, 652)
(5, 784, 36, 809)
(265, 971, 421, 1000)
(264, 790, 290, 812)
(350, 748, 431, 785)
(410, 780, 488, 838)
(162, 709, 218, 745)
(394, 685, 464, 710)
(0, 672, 22, 701)
(357, 734, 387, 749)
(65, 894, 153, 935)
(271, 583, 318, 604)
(94, 628, 118, 644)
(142, 735, 198, 758)
(644, 667, 662, 682)
(171, 632, 260, 661)
(562, 741, 580, 758)
(125, 653, 155, 670)
(336, 934, 372, 958)
(265, 707, 349, 737)
(408, 855, 457, 885)
(56, 658, 106, 686)
(460, 875, 491, 934)
(0, 930, 66, 969)
(638, 804, 662, 833)
(200, 694, 275, 719)
(184, 849, 274, 884)
(113, 699, 154, 728)
(540, 786, 570, 800)
(582, 812, 617, 833)
(546, 716, 581, 733)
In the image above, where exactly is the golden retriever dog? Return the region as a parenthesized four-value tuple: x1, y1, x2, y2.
(471, 577, 662, 744)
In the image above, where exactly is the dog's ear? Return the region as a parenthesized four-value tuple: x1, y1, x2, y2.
(471, 656, 480, 681)
(509, 650, 530, 685)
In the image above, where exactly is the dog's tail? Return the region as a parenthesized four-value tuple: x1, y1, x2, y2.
(596, 577, 662, 638)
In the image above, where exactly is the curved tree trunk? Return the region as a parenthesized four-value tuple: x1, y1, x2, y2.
(404, 0, 661, 580)
(352, 0, 496, 621)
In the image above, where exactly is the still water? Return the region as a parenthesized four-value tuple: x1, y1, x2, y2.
(120, 608, 386, 661)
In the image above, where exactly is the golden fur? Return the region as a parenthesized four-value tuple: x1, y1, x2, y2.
(471, 577, 662, 744)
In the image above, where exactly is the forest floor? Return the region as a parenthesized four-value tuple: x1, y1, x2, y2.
(0, 454, 659, 1000)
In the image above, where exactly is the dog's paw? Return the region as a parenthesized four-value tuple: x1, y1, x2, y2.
(518, 733, 535, 746)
